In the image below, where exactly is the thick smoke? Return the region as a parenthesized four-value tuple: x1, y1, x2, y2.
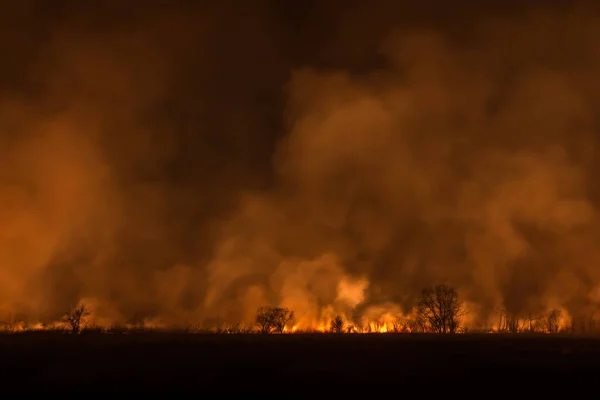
(204, 5, 600, 329)
(1, 1, 600, 329)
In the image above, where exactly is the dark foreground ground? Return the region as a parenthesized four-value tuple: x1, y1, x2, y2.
(1, 332, 599, 392)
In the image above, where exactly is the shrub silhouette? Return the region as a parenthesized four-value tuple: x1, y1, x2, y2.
(331, 315, 344, 333)
(62, 304, 91, 334)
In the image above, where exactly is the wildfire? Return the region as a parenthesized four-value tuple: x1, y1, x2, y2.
(0, 317, 577, 334)
(0, 303, 582, 335)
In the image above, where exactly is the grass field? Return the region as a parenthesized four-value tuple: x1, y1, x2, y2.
(1, 332, 599, 392)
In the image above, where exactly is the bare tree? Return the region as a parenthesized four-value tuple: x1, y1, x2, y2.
(62, 304, 91, 334)
(255, 306, 295, 334)
(544, 309, 562, 333)
(416, 284, 465, 334)
(256, 306, 274, 334)
(330, 315, 344, 333)
(271, 307, 294, 333)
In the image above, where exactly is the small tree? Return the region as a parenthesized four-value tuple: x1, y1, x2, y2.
(330, 315, 344, 333)
(416, 284, 465, 334)
(256, 306, 274, 334)
(63, 304, 91, 334)
(255, 306, 295, 334)
(271, 307, 294, 333)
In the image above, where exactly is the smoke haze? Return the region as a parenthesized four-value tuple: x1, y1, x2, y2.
(1, 0, 600, 329)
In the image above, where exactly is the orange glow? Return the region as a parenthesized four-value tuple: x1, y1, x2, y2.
(2, 4, 600, 338)
(0, 307, 576, 335)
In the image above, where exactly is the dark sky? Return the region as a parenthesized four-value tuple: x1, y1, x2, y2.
(1, 0, 600, 329)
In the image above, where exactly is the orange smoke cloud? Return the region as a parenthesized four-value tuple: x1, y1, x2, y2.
(2, 2, 600, 332)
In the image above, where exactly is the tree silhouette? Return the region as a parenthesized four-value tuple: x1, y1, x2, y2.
(255, 306, 295, 334)
(271, 307, 294, 333)
(330, 315, 344, 333)
(256, 306, 274, 334)
(416, 284, 465, 334)
(62, 304, 91, 334)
